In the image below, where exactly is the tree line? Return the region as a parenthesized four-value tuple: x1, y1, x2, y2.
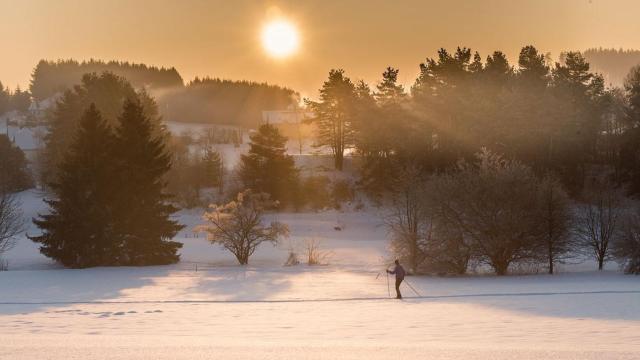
(308, 46, 640, 197)
(29, 59, 183, 101)
(0, 81, 31, 115)
(305, 45, 640, 275)
(26, 60, 298, 129)
(157, 77, 297, 128)
(584, 48, 640, 87)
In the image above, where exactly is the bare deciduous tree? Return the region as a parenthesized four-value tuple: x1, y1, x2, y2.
(574, 180, 625, 270)
(386, 166, 430, 274)
(535, 175, 574, 274)
(0, 192, 24, 260)
(200, 190, 289, 265)
(428, 149, 542, 275)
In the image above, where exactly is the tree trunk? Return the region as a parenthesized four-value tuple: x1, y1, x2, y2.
(494, 261, 509, 276)
(598, 257, 604, 271)
(335, 152, 343, 171)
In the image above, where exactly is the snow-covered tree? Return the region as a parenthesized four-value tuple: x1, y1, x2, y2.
(200, 190, 289, 265)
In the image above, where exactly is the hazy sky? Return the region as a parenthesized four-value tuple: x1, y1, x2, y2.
(1, 0, 639, 98)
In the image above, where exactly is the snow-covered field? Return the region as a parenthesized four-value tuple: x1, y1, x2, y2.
(1, 190, 639, 359)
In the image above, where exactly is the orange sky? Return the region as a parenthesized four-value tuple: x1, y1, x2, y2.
(1, 0, 639, 98)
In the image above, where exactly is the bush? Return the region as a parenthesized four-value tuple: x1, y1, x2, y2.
(305, 238, 332, 265)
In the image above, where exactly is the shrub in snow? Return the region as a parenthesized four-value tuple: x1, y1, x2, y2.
(305, 238, 332, 265)
(284, 251, 300, 266)
(200, 190, 289, 265)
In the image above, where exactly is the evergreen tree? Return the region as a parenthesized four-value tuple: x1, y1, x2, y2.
(0, 82, 9, 115)
(111, 99, 183, 265)
(619, 65, 640, 194)
(0, 134, 33, 192)
(306, 69, 357, 170)
(30, 104, 118, 268)
(41, 72, 160, 185)
(10, 86, 31, 113)
(517, 45, 549, 88)
(239, 123, 298, 205)
(201, 146, 223, 188)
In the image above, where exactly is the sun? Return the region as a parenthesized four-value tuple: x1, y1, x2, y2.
(261, 20, 299, 58)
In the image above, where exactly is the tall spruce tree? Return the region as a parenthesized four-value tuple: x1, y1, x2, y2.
(239, 123, 298, 205)
(112, 99, 183, 265)
(31, 104, 118, 268)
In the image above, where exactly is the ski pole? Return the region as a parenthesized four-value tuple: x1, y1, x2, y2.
(386, 270, 390, 298)
(404, 279, 422, 297)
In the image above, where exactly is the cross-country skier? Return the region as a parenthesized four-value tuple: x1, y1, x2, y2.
(387, 260, 406, 299)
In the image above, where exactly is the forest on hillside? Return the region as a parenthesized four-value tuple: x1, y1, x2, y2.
(583, 48, 640, 86)
(29, 59, 184, 101)
(26, 59, 297, 128)
(156, 77, 297, 128)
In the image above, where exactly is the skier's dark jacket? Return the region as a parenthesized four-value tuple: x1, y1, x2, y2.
(389, 264, 405, 280)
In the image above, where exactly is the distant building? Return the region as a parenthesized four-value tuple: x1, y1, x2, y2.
(261, 109, 314, 125)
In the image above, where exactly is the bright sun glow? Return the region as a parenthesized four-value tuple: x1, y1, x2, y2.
(261, 20, 299, 58)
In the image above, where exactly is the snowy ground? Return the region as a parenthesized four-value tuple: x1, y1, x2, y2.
(2, 191, 640, 359)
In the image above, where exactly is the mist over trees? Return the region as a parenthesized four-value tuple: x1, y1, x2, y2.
(312, 46, 624, 198)
(584, 48, 640, 87)
(299, 45, 640, 275)
(29, 59, 183, 101)
(40, 72, 162, 186)
(157, 77, 297, 128)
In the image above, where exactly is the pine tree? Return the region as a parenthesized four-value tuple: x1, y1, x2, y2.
(201, 146, 223, 188)
(306, 69, 357, 170)
(30, 104, 118, 268)
(112, 99, 183, 265)
(239, 123, 298, 205)
(10, 86, 31, 113)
